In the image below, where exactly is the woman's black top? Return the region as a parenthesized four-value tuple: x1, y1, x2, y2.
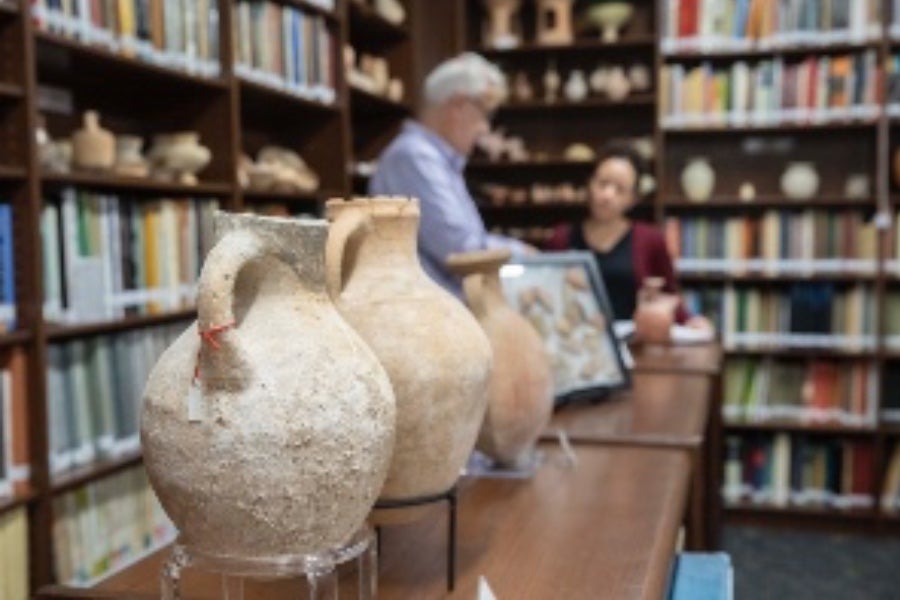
(570, 225, 636, 321)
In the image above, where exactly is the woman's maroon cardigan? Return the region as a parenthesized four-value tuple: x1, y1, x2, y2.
(546, 221, 690, 324)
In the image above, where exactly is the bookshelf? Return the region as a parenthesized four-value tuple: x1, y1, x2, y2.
(449, 0, 900, 531)
(459, 0, 661, 228)
(662, 0, 895, 528)
(0, 0, 422, 594)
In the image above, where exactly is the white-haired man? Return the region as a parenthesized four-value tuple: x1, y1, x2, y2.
(369, 52, 533, 297)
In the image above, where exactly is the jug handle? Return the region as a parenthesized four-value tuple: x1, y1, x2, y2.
(462, 273, 487, 317)
(326, 209, 371, 296)
(196, 228, 266, 355)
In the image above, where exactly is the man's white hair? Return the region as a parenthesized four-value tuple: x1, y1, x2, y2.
(423, 52, 507, 107)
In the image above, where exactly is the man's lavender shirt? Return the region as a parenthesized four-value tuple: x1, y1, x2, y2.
(369, 120, 527, 297)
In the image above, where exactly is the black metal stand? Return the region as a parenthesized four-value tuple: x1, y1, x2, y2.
(374, 486, 458, 592)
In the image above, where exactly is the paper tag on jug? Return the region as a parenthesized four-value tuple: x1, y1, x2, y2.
(188, 382, 205, 423)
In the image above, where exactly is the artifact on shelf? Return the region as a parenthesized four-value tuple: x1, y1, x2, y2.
(585, 1, 633, 43)
(247, 146, 320, 194)
(844, 174, 870, 199)
(543, 61, 561, 103)
(604, 66, 631, 100)
(638, 173, 656, 197)
(564, 69, 589, 102)
(476, 128, 530, 162)
(113, 135, 149, 178)
(739, 182, 756, 202)
(482, 0, 522, 49)
(72, 110, 115, 171)
(780, 161, 819, 200)
(325, 197, 492, 508)
(680, 157, 715, 202)
(512, 71, 534, 103)
(536, 0, 574, 46)
(563, 142, 595, 162)
(141, 211, 396, 560)
(630, 136, 654, 161)
(627, 63, 651, 92)
(446, 249, 554, 468)
(375, 0, 406, 25)
(589, 64, 608, 94)
(147, 132, 211, 185)
(633, 277, 677, 344)
(37, 117, 72, 174)
(386, 77, 405, 102)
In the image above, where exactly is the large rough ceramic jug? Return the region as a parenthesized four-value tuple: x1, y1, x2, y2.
(326, 197, 492, 501)
(447, 249, 554, 468)
(141, 212, 396, 560)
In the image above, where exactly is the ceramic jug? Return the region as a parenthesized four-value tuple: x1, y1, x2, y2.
(141, 212, 396, 560)
(633, 276, 678, 344)
(447, 249, 554, 468)
(326, 197, 492, 501)
(72, 110, 115, 171)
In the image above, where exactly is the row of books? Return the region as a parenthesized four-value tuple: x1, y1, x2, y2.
(882, 444, 900, 512)
(662, 0, 882, 53)
(723, 358, 877, 425)
(53, 466, 175, 587)
(660, 52, 881, 128)
(47, 323, 183, 476)
(0, 350, 27, 500)
(41, 190, 218, 325)
(0, 508, 27, 600)
(233, 1, 337, 105)
(665, 212, 879, 273)
(723, 433, 875, 509)
(720, 284, 877, 349)
(0, 203, 14, 332)
(32, 0, 221, 78)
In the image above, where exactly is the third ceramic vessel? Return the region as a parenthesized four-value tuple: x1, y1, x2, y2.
(141, 212, 395, 560)
(326, 197, 492, 501)
(447, 249, 553, 468)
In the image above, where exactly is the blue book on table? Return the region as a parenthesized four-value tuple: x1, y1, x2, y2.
(669, 552, 733, 600)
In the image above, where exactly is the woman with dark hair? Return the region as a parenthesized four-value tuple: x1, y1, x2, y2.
(547, 143, 712, 332)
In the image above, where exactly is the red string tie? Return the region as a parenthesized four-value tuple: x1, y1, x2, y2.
(193, 322, 236, 384)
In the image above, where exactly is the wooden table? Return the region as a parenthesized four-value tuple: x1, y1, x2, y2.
(38, 348, 721, 600)
(633, 343, 724, 550)
(547, 371, 711, 551)
(39, 444, 691, 600)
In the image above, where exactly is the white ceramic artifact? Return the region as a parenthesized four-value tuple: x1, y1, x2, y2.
(141, 212, 396, 559)
(681, 157, 715, 202)
(780, 161, 819, 200)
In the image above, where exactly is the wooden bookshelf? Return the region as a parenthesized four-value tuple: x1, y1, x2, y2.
(0, 329, 32, 348)
(350, 86, 412, 115)
(0, 1, 17, 16)
(34, 31, 229, 91)
(478, 35, 658, 57)
(45, 310, 197, 341)
(0, 165, 26, 180)
(348, 0, 410, 45)
(40, 172, 234, 197)
(497, 94, 656, 112)
(663, 119, 880, 134)
(241, 189, 323, 205)
(51, 450, 144, 495)
(725, 347, 879, 359)
(662, 40, 883, 61)
(664, 195, 878, 209)
(678, 272, 879, 283)
(0, 486, 37, 517)
(467, 159, 595, 173)
(724, 421, 879, 435)
(726, 502, 878, 521)
(0, 81, 24, 99)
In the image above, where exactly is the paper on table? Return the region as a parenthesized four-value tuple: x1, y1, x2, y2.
(478, 576, 498, 600)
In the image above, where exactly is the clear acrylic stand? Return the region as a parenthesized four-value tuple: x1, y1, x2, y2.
(161, 526, 376, 600)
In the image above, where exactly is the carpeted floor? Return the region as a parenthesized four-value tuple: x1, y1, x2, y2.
(723, 525, 900, 599)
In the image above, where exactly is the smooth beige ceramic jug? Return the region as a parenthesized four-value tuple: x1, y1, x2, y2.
(326, 196, 492, 501)
(447, 248, 554, 467)
(141, 212, 396, 560)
